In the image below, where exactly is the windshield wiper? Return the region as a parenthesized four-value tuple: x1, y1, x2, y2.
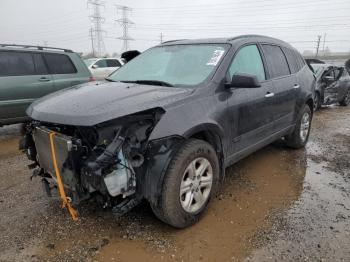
(121, 80, 174, 87)
(105, 77, 116, 82)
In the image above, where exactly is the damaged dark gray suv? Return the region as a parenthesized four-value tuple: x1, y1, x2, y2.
(21, 35, 315, 228)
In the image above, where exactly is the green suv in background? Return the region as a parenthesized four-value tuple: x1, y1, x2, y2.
(0, 44, 93, 126)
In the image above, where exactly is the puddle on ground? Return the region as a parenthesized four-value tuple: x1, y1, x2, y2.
(96, 145, 307, 262)
(0, 125, 308, 261)
(247, 159, 350, 261)
(0, 136, 21, 159)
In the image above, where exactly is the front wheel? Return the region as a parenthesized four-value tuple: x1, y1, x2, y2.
(285, 105, 312, 149)
(339, 89, 350, 106)
(151, 139, 219, 228)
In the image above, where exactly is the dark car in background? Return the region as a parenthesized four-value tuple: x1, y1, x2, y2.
(0, 44, 93, 126)
(20, 35, 315, 228)
(311, 63, 350, 110)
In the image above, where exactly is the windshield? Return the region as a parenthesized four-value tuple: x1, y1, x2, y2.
(84, 58, 98, 66)
(108, 44, 229, 86)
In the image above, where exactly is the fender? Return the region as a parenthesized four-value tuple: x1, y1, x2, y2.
(141, 136, 184, 206)
(142, 123, 226, 206)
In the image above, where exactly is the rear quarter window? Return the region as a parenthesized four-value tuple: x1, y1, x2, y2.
(296, 53, 306, 70)
(261, 45, 290, 79)
(43, 53, 77, 74)
(0, 51, 35, 76)
(282, 47, 300, 74)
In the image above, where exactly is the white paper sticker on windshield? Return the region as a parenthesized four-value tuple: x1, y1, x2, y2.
(206, 50, 225, 66)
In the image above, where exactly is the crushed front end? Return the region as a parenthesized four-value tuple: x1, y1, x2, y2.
(20, 109, 165, 217)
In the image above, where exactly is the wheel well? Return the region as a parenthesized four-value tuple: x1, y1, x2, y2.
(190, 130, 221, 152)
(306, 98, 314, 113)
(189, 130, 225, 178)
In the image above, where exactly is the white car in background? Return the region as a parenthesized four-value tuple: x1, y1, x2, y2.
(84, 58, 124, 80)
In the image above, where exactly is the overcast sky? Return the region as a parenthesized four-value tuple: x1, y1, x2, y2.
(1, 0, 349, 55)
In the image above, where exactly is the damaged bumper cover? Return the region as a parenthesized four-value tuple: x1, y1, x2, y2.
(20, 108, 182, 216)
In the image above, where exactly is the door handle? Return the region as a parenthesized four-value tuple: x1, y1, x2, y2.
(265, 92, 275, 98)
(39, 77, 50, 82)
(293, 84, 300, 89)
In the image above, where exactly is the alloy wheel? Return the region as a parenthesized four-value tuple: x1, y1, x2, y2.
(180, 157, 213, 213)
(300, 112, 311, 142)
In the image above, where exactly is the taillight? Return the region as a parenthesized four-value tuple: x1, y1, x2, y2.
(89, 76, 96, 82)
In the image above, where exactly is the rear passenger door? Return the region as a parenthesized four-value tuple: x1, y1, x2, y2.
(0, 51, 54, 122)
(43, 53, 80, 91)
(261, 44, 297, 131)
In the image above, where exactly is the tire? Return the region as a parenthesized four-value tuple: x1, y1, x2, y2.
(339, 89, 350, 106)
(313, 92, 321, 111)
(285, 105, 312, 149)
(151, 139, 220, 228)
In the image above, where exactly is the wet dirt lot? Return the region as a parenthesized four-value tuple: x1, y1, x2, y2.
(0, 106, 349, 262)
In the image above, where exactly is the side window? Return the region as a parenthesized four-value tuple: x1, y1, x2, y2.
(296, 54, 305, 69)
(0, 51, 35, 76)
(33, 53, 48, 74)
(333, 68, 342, 79)
(95, 59, 108, 68)
(261, 45, 290, 78)
(106, 59, 121, 67)
(324, 69, 335, 80)
(228, 45, 266, 81)
(43, 53, 77, 74)
(282, 47, 300, 74)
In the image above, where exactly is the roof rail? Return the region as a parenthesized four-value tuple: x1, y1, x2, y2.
(161, 39, 188, 44)
(0, 44, 73, 53)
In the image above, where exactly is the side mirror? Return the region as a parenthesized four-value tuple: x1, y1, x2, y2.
(92, 64, 99, 69)
(226, 73, 261, 88)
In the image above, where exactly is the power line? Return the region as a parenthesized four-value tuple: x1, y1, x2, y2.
(132, 6, 350, 19)
(116, 5, 134, 52)
(132, 0, 349, 10)
(88, 0, 106, 57)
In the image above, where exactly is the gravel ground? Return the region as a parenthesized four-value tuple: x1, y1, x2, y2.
(0, 105, 349, 262)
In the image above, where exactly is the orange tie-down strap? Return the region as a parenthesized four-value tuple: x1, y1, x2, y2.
(49, 132, 78, 221)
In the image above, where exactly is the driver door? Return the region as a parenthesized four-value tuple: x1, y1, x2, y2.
(226, 44, 276, 156)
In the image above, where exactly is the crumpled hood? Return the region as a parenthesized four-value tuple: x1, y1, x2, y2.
(27, 81, 193, 126)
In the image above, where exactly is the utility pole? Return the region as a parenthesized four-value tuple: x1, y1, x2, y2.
(89, 28, 95, 57)
(116, 5, 134, 52)
(160, 32, 164, 44)
(88, 0, 106, 57)
(315, 35, 322, 58)
(322, 33, 327, 57)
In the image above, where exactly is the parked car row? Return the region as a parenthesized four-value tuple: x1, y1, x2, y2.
(1, 35, 347, 228)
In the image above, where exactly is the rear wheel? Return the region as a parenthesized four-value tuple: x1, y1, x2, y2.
(151, 139, 219, 228)
(339, 89, 350, 106)
(285, 105, 312, 149)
